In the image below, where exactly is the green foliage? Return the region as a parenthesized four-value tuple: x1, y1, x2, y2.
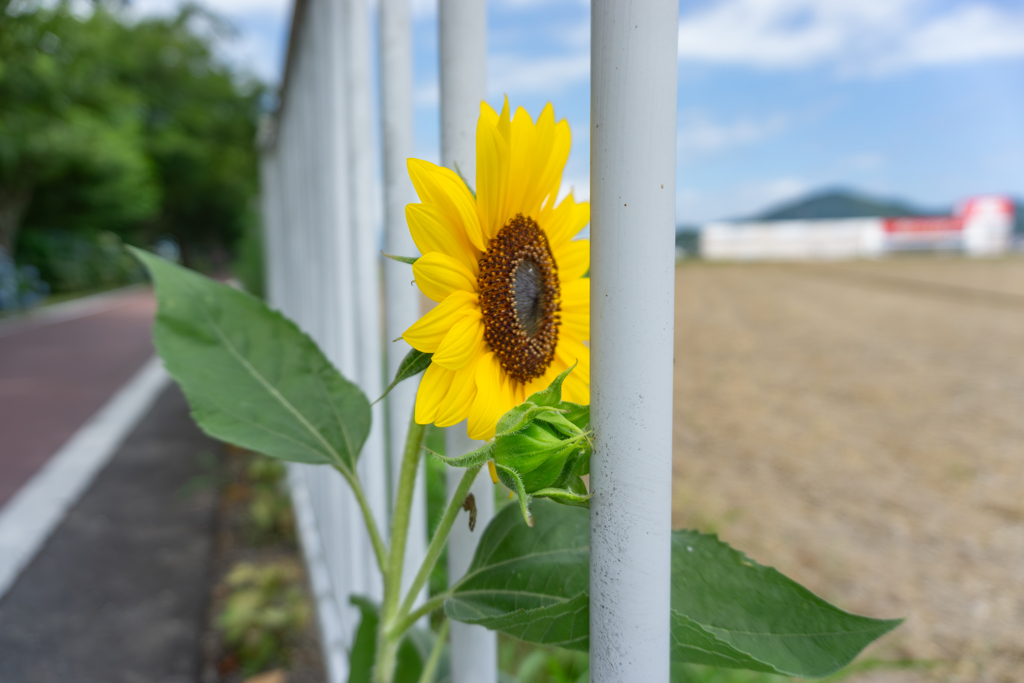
(446, 500, 900, 679)
(1, 2, 263, 285)
(245, 455, 295, 544)
(348, 597, 450, 683)
(135, 253, 901, 681)
(377, 347, 433, 405)
(217, 560, 310, 676)
(500, 637, 589, 683)
(234, 206, 265, 297)
(16, 229, 142, 292)
(132, 249, 371, 476)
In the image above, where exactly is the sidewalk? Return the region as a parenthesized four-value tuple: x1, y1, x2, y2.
(0, 288, 156, 506)
(0, 287, 223, 681)
(0, 384, 220, 682)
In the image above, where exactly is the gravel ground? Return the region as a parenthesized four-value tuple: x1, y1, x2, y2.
(670, 257, 1024, 683)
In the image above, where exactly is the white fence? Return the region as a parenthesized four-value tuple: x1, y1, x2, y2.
(258, 1, 678, 681)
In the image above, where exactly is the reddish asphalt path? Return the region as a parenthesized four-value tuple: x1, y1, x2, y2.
(0, 289, 156, 508)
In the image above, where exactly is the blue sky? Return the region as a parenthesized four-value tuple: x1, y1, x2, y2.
(137, 0, 1024, 223)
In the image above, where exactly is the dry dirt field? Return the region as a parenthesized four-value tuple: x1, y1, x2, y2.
(670, 257, 1024, 683)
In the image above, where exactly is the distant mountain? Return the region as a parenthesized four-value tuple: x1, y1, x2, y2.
(755, 189, 936, 221)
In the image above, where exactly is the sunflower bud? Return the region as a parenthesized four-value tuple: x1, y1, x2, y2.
(430, 363, 592, 527)
(491, 422, 586, 493)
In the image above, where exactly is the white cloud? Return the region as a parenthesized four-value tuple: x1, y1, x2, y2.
(489, 52, 589, 96)
(894, 4, 1024, 68)
(677, 176, 811, 223)
(131, 0, 288, 18)
(215, 27, 282, 83)
(677, 0, 1024, 73)
(677, 110, 789, 156)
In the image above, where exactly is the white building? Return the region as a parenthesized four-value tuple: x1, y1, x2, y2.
(701, 195, 1015, 261)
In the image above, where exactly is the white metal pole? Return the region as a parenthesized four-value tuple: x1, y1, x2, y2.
(589, 1, 679, 681)
(325, 0, 370, 645)
(379, 0, 428, 606)
(439, 0, 496, 680)
(344, 0, 388, 602)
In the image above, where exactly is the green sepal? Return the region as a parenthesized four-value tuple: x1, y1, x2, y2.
(453, 161, 476, 200)
(375, 347, 433, 405)
(495, 403, 562, 438)
(494, 462, 533, 527)
(531, 485, 591, 508)
(382, 251, 419, 265)
(429, 442, 492, 469)
(526, 361, 577, 407)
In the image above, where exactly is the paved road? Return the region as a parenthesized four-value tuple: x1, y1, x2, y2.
(0, 289, 156, 507)
(0, 385, 219, 683)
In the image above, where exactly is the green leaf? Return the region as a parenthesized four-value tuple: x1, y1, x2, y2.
(376, 347, 433, 405)
(446, 501, 900, 679)
(670, 530, 902, 678)
(445, 499, 589, 650)
(382, 251, 419, 265)
(130, 247, 370, 475)
(348, 596, 380, 683)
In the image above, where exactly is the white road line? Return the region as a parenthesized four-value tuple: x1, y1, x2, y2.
(0, 356, 170, 601)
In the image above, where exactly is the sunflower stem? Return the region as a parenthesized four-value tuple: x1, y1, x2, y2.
(336, 467, 388, 575)
(417, 618, 450, 683)
(396, 464, 482, 622)
(374, 408, 426, 683)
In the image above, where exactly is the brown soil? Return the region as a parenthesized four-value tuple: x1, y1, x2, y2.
(199, 447, 326, 683)
(671, 258, 1024, 683)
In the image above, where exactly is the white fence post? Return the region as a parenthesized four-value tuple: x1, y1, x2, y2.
(344, 0, 388, 603)
(589, 1, 679, 681)
(438, 0, 497, 681)
(379, 0, 429, 608)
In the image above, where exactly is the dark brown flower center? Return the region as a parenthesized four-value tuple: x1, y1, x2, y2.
(478, 214, 560, 383)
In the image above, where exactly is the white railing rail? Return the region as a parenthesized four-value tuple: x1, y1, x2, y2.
(259, 1, 679, 681)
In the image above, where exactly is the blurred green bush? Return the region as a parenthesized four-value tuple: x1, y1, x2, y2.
(16, 229, 143, 292)
(1, 2, 265, 291)
(218, 560, 310, 676)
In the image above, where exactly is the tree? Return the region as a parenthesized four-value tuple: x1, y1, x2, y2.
(1, 1, 264, 271)
(0, 1, 159, 254)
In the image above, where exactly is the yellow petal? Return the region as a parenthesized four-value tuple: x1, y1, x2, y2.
(554, 239, 589, 283)
(468, 352, 505, 440)
(504, 107, 538, 217)
(402, 290, 478, 353)
(507, 104, 571, 220)
(415, 362, 455, 425)
(561, 276, 590, 341)
(431, 312, 484, 370)
(434, 358, 481, 427)
(408, 158, 487, 252)
(413, 252, 477, 303)
(556, 335, 590, 382)
(475, 99, 511, 242)
(406, 203, 480, 275)
(539, 193, 589, 249)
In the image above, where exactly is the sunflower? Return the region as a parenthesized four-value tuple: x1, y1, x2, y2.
(402, 100, 590, 441)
